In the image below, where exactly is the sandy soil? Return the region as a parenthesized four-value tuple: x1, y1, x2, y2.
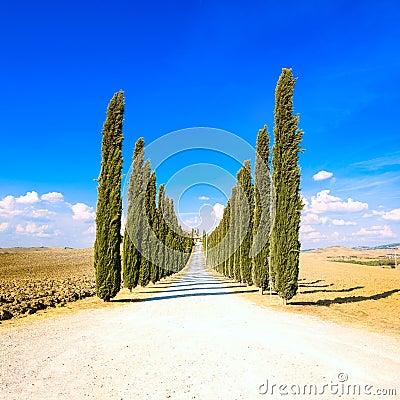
(211, 248, 400, 336)
(1, 243, 399, 399)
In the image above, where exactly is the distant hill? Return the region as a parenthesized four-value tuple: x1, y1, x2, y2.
(303, 243, 400, 253)
(353, 243, 400, 250)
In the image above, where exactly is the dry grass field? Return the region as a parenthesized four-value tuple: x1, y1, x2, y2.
(210, 246, 400, 336)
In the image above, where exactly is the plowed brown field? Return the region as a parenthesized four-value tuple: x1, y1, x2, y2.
(0, 247, 95, 320)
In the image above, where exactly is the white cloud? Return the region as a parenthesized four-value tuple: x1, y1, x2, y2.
(302, 213, 328, 225)
(41, 192, 64, 203)
(71, 203, 95, 221)
(198, 196, 210, 201)
(309, 190, 368, 214)
(212, 203, 224, 220)
(363, 210, 385, 218)
(0, 195, 23, 218)
(353, 225, 395, 238)
(0, 192, 59, 219)
(300, 224, 314, 233)
(313, 170, 333, 181)
(362, 213, 373, 218)
(16, 222, 53, 238)
(0, 195, 16, 210)
(363, 208, 400, 222)
(0, 222, 10, 232)
(30, 209, 56, 219)
(0, 190, 96, 247)
(303, 231, 325, 240)
(16, 191, 40, 204)
(331, 231, 340, 240)
(331, 219, 357, 226)
(372, 210, 384, 216)
(381, 208, 400, 221)
(84, 225, 96, 235)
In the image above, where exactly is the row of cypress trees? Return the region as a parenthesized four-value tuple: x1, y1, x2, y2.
(94, 91, 193, 301)
(205, 68, 303, 303)
(122, 136, 193, 291)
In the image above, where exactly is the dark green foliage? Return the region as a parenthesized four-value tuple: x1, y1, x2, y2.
(205, 69, 303, 301)
(237, 160, 254, 285)
(139, 160, 152, 286)
(207, 202, 229, 274)
(331, 259, 396, 267)
(122, 137, 145, 291)
(202, 230, 207, 258)
(222, 201, 231, 276)
(233, 185, 242, 282)
(147, 172, 159, 284)
(270, 68, 303, 301)
(154, 188, 193, 275)
(155, 184, 167, 278)
(252, 125, 271, 292)
(208, 160, 253, 286)
(123, 148, 193, 286)
(228, 187, 237, 279)
(94, 90, 124, 301)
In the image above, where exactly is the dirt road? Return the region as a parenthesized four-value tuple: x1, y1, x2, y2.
(1, 243, 399, 399)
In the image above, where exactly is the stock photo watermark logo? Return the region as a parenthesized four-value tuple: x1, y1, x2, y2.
(122, 127, 270, 271)
(258, 373, 397, 397)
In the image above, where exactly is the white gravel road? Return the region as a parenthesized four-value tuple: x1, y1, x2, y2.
(1, 243, 399, 400)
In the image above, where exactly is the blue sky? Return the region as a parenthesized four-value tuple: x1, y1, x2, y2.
(0, 0, 399, 248)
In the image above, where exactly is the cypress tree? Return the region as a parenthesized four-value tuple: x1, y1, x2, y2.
(156, 184, 167, 278)
(251, 125, 271, 293)
(139, 160, 152, 286)
(94, 90, 124, 301)
(163, 196, 174, 275)
(202, 230, 207, 254)
(222, 201, 231, 276)
(168, 197, 180, 274)
(233, 178, 244, 282)
(228, 186, 237, 279)
(270, 68, 303, 303)
(122, 137, 145, 291)
(148, 172, 159, 284)
(237, 160, 253, 286)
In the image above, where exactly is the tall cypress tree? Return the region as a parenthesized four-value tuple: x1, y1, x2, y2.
(122, 137, 145, 291)
(252, 125, 271, 293)
(232, 183, 242, 282)
(270, 68, 303, 303)
(139, 160, 152, 286)
(156, 184, 167, 278)
(148, 172, 159, 284)
(238, 160, 253, 286)
(163, 196, 173, 275)
(228, 186, 237, 279)
(222, 201, 231, 276)
(94, 90, 124, 301)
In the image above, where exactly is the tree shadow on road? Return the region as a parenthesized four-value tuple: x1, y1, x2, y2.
(139, 284, 246, 294)
(290, 289, 400, 306)
(151, 279, 236, 288)
(112, 289, 259, 303)
(299, 279, 325, 285)
(299, 285, 364, 294)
